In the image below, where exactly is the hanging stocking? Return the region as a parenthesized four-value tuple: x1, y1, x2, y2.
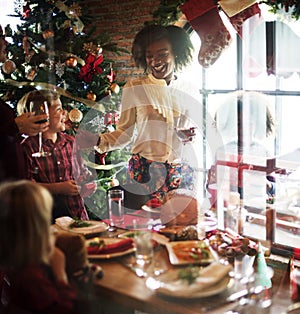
(227, 3, 262, 38)
(180, 0, 232, 68)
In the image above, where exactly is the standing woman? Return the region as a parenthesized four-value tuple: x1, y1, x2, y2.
(86, 24, 200, 208)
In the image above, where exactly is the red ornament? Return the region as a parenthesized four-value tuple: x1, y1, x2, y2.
(86, 91, 97, 101)
(107, 67, 116, 83)
(79, 53, 104, 83)
(65, 56, 78, 68)
(22, 4, 31, 18)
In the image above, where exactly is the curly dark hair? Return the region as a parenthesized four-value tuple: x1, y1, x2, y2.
(132, 24, 194, 72)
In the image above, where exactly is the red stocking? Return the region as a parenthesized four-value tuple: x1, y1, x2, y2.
(228, 3, 261, 38)
(180, 0, 232, 68)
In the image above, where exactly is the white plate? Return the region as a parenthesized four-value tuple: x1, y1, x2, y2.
(86, 237, 135, 259)
(165, 240, 216, 265)
(141, 205, 160, 214)
(146, 270, 232, 299)
(118, 231, 170, 246)
(55, 216, 109, 235)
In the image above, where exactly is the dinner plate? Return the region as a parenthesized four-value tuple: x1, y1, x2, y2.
(55, 216, 109, 235)
(141, 205, 161, 214)
(86, 237, 135, 259)
(118, 230, 170, 246)
(145, 270, 232, 298)
(165, 240, 217, 265)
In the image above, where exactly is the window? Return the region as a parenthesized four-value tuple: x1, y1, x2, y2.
(186, 5, 300, 256)
(0, 1, 22, 31)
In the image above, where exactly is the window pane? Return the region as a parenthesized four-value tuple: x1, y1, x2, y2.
(206, 37, 237, 90)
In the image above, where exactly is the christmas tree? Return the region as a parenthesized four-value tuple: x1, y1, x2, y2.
(0, 0, 131, 219)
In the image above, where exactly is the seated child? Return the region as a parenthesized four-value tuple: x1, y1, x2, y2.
(0, 180, 78, 313)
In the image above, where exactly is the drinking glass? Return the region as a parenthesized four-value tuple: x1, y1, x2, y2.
(174, 126, 197, 144)
(174, 126, 197, 163)
(134, 230, 154, 265)
(30, 101, 51, 157)
(107, 189, 124, 227)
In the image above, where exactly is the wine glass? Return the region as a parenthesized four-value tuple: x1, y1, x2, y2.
(29, 101, 51, 158)
(174, 117, 197, 162)
(174, 127, 197, 144)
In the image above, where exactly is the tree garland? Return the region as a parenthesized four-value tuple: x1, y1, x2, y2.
(152, 0, 300, 25)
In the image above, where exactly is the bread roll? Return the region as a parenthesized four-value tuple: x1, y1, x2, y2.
(160, 189, 199, 227)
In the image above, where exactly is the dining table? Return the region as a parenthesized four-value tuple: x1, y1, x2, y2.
(77, 211, 297, 314)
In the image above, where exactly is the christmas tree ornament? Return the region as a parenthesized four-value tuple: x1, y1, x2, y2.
(26, 67, 37, 81)
(22, 34, 30, 55)
(86, 91, 97, 101)
(110, 83, 120, 94)
(79, 53, 104, 83)
(180, 0, 232, 68)
(22, 3, 31, 18)
(95, 151, 107, 165)
(68, 108, 83, 123)
(25, 50, 35, 63)
(65, 55, 78, 68)
(42, 29, 55, 39)
(55, 61, 65, 78)
(107, 64, 115, 83)
(109, 178, 120, 187)
(2, 60, 16, 74)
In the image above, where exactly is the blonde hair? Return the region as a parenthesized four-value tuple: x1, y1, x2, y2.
(0, 180, 53, 270)
(17, 89, 60, 116)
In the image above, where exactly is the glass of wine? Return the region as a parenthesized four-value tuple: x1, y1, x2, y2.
(174, 127, 197, 144)
(29, 101, 51, 158)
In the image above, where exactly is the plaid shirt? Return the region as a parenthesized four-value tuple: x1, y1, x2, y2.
(22, 132, 92, 219)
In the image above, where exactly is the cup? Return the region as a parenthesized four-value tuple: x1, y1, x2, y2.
(234, 254, 255, 280)
(134, 230, 153, 266)
(108, 189, 124, 227)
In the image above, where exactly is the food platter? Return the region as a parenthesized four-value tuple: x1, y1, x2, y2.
(165, 240, 217, 265)
(145, 263, 233, 298)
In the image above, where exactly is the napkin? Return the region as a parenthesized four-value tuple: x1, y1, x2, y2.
(87, 238, 134, 255)
(158, 262, 232, 296)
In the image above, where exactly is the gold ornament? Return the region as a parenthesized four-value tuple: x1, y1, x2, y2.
(110, 178, 120, 187)
(65, 56, 77, 68)
(110, 83, 120, 94)
(26, 68, 37, 81)
(2, 60, 16, 74)
(42, 29, 54, 39)
(86, 91, 96, 101)
(68, 108, 83, 123)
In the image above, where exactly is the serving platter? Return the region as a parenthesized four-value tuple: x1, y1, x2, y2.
(146, 266, 232, 298)
(165, 240, 217, 265)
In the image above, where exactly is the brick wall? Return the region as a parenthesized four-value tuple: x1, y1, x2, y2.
(85, 0, 161, 82)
